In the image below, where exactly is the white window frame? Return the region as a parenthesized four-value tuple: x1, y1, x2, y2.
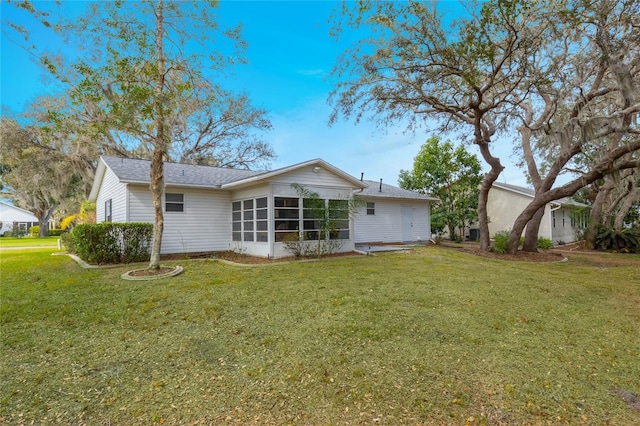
(165, 193, 184, 213)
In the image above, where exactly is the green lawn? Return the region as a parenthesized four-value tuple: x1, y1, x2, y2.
(1, 247, 639, 424)
(0, 236, 60, 248)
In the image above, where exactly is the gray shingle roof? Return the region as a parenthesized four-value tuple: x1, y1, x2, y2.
(358, 180, 438, 201)
(102, 156, 265, 188)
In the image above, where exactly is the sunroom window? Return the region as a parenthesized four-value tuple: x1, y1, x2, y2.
(233, 197, 268, 242)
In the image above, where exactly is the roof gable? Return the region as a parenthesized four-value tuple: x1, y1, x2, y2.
(221, 158, 367, 190)
(0, 201, 38, 219)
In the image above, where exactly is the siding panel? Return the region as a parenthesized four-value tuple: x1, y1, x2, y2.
(354, 198, 432, 243)
(129, 185, 231, 254)
(95, 167, 127, 223)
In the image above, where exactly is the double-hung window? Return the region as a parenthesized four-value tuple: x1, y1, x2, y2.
(366, 202, 375, 215)
(165, 193, 184, 212)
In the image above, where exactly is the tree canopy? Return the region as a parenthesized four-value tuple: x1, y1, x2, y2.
(399, 136, 482, 241)
(2, 0, 275, 268)
(330, 0, 640, 253)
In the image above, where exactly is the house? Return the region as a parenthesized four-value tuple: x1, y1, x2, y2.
(88, 156, 437, 258)
(0, 201, 40, 235)
(487, 182, 589, 244)
(355, 179, 437, 244)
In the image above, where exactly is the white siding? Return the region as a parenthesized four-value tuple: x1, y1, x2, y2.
(551, 207, 580, 243)
(0, 203, 39, 234)
(354, 198, 432, 243)
(487, 187, 552, 239)
(128, 185, 231, 254)
(95, 167, 128, 223)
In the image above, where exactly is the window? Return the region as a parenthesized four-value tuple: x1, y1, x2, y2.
(105, 199, 112, 222)
(275, 196, 350, 242)
(552, 211, 556, 228)
(366, 202, 375, 215)
(165, 193, 184, 212)
(303, 198, 324, 240)
(328, 199, 350, 239)
(275, 197, 299, 242)
(233, 197, 268, 242)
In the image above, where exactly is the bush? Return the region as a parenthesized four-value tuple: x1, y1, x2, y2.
(48, 229, 64, 236)
(492, 230, 510, 254)
(71, 222, 153, 264)
(595, 226, 640, 253)
(29, 225, 40, 237)
(60, 232, 75, 252)
(537, 237, 554, 250)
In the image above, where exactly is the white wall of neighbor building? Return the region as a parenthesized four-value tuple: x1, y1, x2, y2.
(551, 206, 581, 243)
(0, 202, 39, 234)
(354, 198, 432, 244)
(487, 187, 552, 239)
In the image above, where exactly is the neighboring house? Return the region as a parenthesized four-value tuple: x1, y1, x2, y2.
(486, 182, 589, 244)
(0, 201, 40, 235)
(355, 180, 438, 244)
(88, 156, 437, 258)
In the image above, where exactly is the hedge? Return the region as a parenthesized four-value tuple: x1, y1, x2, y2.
(70, 223, 153, 264)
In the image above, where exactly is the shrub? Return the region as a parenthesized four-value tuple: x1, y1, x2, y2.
(537, 237, 554, 250)
(282, 232, 312, 258)
(60, 215, 76, 230)
(71, 222, 153, 264)
(29, 225, 40, 237)
(60, 232, 75, 252)
(48, 229, 63, 236)
(492, 230, 510, 254)
(595, 226, 640, 253)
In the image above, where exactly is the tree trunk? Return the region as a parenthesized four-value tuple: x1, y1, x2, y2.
(476, 141, 504, 251)
(613, 187, 640, 229)
(447, 223, 456, 241)
(35, 206, 54, 237)
(148, 0, 166, 271)
(585, 183, 612, 249)
(521, 206, 545, 252)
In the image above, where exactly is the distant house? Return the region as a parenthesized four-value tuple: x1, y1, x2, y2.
(0, 201, 40, 235)
(88, 156, 437, 258)
(487, 182, 589, 244)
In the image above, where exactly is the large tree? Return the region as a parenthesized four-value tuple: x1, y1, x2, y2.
(330, 0, 550, 251)
(330, 0, 639, 254)
(5, 0, 275, 269)
(399, 136, 482, 241)
(0, 116, 86, 236)
(503, 0, 640, 254)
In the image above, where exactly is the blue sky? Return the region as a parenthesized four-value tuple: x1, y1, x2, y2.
(1, 0, 529, 188)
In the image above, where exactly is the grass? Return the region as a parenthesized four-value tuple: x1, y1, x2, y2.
(0, 236, 60, 248)
(1, 247, 639, 425)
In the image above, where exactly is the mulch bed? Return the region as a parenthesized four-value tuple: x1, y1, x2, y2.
(160, 250, 363, 265)
(439, 242, 566, 262)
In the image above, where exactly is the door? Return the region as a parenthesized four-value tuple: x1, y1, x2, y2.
(402, 206, 413, 242)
